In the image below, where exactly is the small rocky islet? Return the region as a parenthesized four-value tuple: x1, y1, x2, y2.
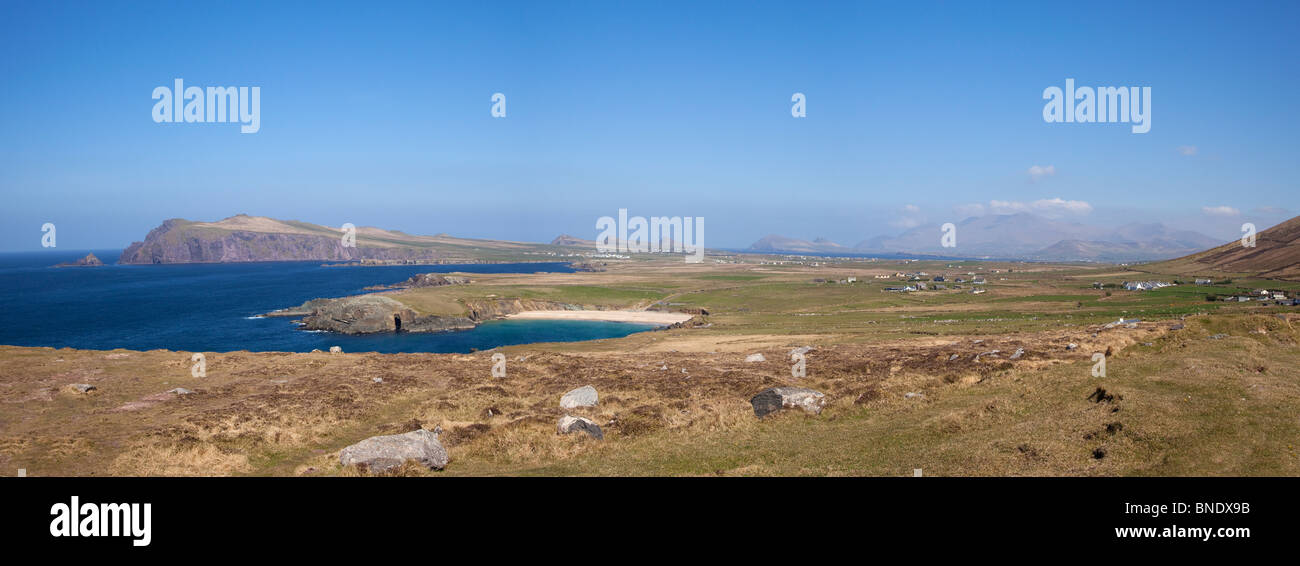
(51, 253, 105, 268)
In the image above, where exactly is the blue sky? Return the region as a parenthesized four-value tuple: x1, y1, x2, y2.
(1, 0, 1297, 251)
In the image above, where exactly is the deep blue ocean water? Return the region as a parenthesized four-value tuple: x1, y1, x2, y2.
(0, 250, 656, 353)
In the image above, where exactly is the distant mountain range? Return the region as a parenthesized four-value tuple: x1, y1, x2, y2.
(747, 235, 850, 255)
(746, 213, 1226, 262)
(1154, 215, 1300, 280)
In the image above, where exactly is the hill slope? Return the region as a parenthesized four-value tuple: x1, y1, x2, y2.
(1152, 215, 1300, 280)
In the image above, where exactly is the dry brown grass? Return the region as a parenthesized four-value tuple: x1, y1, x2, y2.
(9, 311, 1283, 477)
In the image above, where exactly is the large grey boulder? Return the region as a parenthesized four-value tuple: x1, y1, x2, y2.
(557, 415, 604, 440)
(750, 387, 827, 418)
(560, 385, 598, 409)
(339, 429, 448, 472)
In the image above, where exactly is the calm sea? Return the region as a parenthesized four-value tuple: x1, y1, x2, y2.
(0, 250, 655, 353)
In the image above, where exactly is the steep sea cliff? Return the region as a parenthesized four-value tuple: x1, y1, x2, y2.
(119, 219, 441, 264)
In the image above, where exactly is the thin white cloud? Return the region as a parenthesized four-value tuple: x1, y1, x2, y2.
(1202, 205, 1240, 216)
(1177, 145, 1198, 156)
(988, 197, 1092, 217)
(953, 203, 986, 218)
(1027, 165, 1057, 182)
(1252, 206, 1290, 216)
(890, 204, 925, 229)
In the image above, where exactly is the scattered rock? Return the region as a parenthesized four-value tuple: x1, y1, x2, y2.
(559, 385, 598, 409)
(948, 353, 959, 361)
(854, 388, 882, 404)
(1170, 323, 1185, 330)
(112, 401, 153, 412)
(1209, 333, 1229, 340)
(1017, 444, 1042, 460)
(339, 429, 448, 473)
(372, 377, 383, 383)
(557, 415, 604, 440)
(745, 353, 766, 363)
(68, 384, 96, 394)
(166, 388, 194, 395)
(750, 387, 826, 417)
(443, 423, 492, 446)
(1087, 387, 1118, 404)
(329, 346, 343, 353)
(1009, 347, 1025, 360)
(1066, 343, 1079, 350)
(904, 392, 924, 399)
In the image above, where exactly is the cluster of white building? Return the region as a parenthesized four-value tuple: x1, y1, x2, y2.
(1121, 280, 1174, 291)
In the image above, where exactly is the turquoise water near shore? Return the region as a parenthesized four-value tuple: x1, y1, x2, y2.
(0, 251, 656, 353)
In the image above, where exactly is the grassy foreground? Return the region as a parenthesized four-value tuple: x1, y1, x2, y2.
(2, 258, 1298, 476)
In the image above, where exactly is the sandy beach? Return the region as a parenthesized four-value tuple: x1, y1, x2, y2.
(504, 310, 693, 325)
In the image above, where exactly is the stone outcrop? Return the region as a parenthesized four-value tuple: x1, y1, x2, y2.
(750, 387, 827, 418)
(557, 415, 604, 439)
(338, 429, 448, 472)
(559, 385, 598, 409)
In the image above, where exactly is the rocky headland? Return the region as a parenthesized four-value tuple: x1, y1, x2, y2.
(116, 214, 566, 265)
(119, 217, 444, 264)
(265, 292, 635, 335)
(362, 273, 472, 291)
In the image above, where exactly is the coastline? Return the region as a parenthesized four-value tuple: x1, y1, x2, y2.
(504, 310, 693, 325)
